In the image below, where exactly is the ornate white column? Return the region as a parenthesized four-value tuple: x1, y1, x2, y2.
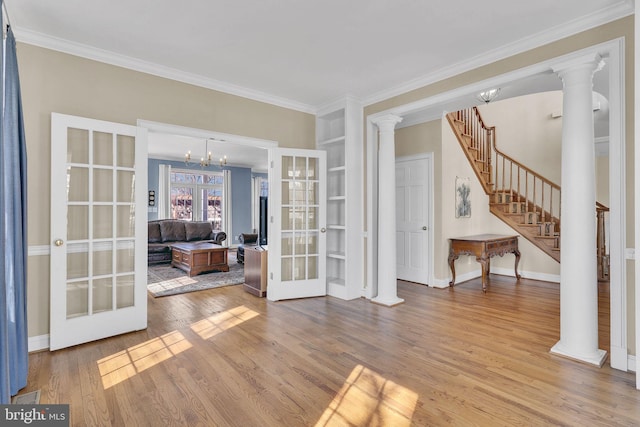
(372, 114, 404, 306)
(550, 54, 607, 366)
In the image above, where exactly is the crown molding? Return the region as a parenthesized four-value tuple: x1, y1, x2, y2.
(362, 1, 633, 106)
(10, 1, 632, 116)
(13, 28, 317, 115)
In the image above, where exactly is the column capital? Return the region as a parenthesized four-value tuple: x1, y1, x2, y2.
(372, 114, 403, 132)
(552, 53, 604, 78)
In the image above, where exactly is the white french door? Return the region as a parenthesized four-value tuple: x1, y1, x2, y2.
(267, 148, 326, 301)
(396, 155, 431, 284)
(50, 113, 148, 350)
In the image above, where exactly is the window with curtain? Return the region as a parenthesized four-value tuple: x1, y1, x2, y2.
(169, 169, 226, 230)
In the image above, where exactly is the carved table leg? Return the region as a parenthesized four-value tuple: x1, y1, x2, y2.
(478, 255, 489, 293)
(513, 248, 522, 280)
(448, 249, 458, 287)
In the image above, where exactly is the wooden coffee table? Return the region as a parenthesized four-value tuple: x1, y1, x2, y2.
(171, 242, 229, 277)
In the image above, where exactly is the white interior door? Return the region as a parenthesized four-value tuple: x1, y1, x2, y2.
(50, 113, 148, 351)
(396, 156, 431, 284)
(267, 148, 326, 301)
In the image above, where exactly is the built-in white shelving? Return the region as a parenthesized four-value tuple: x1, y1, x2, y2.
(316, 97, 363, 300)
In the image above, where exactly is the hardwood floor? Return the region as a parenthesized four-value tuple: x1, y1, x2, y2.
(24, 275, 640, 426)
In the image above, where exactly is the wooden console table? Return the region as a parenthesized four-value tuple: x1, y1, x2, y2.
(448, 234, 521, 292)
(171, 242, 229, 277)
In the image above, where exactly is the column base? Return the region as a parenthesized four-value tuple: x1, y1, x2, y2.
(550, 341, 608, 367)
(371, 296, 405, 307)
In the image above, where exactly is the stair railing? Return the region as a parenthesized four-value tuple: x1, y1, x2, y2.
(448, 107, 562, 229)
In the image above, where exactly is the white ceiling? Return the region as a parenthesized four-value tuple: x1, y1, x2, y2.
(5, 0, 630, 169)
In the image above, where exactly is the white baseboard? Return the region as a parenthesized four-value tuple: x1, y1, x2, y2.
(491, 267, 560, 283)
(628, 355, 636, 372)
(429, 279, 450, 288)
(431, 270, 481, 288)
(430, 267, 560, 289)
(28, 334, 50, 352)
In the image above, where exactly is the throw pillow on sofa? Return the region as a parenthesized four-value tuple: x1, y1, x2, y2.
(159, 220, 187, 242)
(185, 221, 214, 241)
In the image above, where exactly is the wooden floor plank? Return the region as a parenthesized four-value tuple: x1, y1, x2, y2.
(20, 274, 640, 426)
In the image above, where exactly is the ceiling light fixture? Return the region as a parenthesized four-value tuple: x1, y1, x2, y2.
(185, 139, 228, 168)
(477, 88, 501, 104)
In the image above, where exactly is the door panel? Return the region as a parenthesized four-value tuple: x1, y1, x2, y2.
(267, 148, 326, 301)
(50, 113, 147, 351)
(396, 157, 430, 284)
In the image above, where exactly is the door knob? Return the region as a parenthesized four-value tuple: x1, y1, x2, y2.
(54, 239, 64, 246)
(422, 226, 428, 231)
(320, 228, 326, 233)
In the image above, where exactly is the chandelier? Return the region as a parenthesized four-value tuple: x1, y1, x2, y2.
(477, 88, 501, 104)
(185, 139, 228, 168)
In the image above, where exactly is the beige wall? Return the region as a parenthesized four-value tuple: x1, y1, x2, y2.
(20, 43, 315, 337)
(477, 91, 564, 184)
(365, 16, 634, 351)
(596, 156, 610, 206)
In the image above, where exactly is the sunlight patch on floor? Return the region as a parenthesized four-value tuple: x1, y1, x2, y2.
(315, 364, 418, 427)
(147, 275, 198, 292)
(190, 305, 260, 340)
(97, 330, 192, 389)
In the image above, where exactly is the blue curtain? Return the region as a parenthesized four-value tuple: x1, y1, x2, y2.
(0, 9, 29, 404)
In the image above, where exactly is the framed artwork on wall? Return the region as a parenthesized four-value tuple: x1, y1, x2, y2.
(455, 177, 471, 218)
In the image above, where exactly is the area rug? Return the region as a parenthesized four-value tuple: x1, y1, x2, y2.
(147, 251, 244, 297)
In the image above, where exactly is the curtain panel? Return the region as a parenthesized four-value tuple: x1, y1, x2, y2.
(0, 18, 29, 403)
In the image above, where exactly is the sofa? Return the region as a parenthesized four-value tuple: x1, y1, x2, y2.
(148, 219, 227, 265)
(236, 233, 258, 264)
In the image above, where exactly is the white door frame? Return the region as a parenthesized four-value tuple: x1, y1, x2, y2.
(366, 38, 628, 372)
(138, 120, 280, 151)
(396, 153, 434, 286)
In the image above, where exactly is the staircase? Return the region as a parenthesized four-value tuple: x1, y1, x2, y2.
(446, 107, 609, 279)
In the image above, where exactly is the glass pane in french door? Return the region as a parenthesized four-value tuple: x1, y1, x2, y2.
(280, 155, 320, 281)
